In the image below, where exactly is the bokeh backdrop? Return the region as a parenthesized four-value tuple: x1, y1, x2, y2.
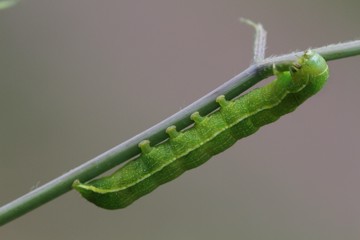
(1, 0, 360, 239)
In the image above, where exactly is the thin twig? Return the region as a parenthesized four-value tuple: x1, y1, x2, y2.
(240, 18, 267, 63)
(0, 40, 359, 226)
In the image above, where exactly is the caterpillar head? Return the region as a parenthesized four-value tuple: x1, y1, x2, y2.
(290, 50, 329, 93)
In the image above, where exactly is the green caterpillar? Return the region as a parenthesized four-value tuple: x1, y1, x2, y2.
(73, 50, 329, 209)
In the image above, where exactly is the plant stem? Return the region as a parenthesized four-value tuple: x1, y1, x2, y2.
(240, 18, 267, 63)
(0, 40, 359, 226)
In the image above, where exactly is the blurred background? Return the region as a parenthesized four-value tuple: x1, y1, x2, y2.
(1, 0, 359, 239)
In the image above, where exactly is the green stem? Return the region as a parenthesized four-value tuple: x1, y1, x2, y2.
(0, 40, 359, 226)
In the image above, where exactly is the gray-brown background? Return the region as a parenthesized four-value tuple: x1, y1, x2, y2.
(1, 0, 359, 239)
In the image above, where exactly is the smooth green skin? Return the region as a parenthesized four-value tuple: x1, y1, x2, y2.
(73, 51, 329, 209)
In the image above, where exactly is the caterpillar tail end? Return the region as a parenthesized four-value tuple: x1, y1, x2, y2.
(72, 179, 130, 210)
(72, 179, 91, 197)
(72, 179, 88, 193)
(72, 179, 81, 188)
